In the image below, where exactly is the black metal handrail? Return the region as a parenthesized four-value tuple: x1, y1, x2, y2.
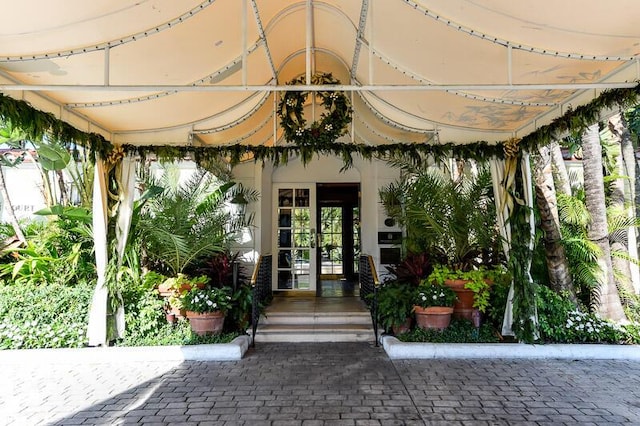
(359, 254, 380, 346)
(250, 254, 272, 347)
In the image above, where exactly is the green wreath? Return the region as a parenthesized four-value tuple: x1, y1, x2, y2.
(278, 72, 353, 146)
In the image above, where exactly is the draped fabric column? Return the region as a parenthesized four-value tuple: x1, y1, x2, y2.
(521, 151, 539, 337)
(113, 154, 137, 338)
(489, 156, 515, 336)
(87, 158, 109, 347)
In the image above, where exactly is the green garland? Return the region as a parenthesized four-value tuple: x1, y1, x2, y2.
(2, 83, 640, 167)
(123, 140, 505, 170)
(278, 73, 353, 146)
(0, 93, 113, 160)
(508, 157, 538, 342)
(520, 84, 640, 150)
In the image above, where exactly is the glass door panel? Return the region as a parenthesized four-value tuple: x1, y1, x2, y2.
(319, 206, 343, 276)
(273, 185, 316, 291)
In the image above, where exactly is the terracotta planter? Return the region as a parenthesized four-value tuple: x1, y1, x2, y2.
(186, 311, 225, 336)
(444, 279, 475, 321)
(165, 312, 177, 324)
(414, 306, 454, 330)
(444, 278, 492, 322)
(157, 281, 206, 297)
(391, 317, 413, 335)
(168, 305, 186, 319)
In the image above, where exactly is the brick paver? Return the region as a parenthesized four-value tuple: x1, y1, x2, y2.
(2, 343, 640, 425)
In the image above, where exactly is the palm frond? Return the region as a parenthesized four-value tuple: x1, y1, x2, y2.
(557, 193, 590, 227)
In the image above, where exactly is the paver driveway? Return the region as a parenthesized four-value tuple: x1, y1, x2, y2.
(3, 343, 640, 425)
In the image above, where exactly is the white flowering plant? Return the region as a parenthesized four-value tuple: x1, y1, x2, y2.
(415, 280, 457, 308)
(563, 310, 624, 343)
(182, 286, 232, 314)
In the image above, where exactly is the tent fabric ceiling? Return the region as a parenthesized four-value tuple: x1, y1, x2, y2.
(0, 0, 638, 148)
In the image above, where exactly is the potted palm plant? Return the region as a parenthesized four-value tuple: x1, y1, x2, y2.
(136, 164, 258, 324)
(182, 286, 232, 335)
(413, 280, 457, 330)
(380, 165, 503, 321)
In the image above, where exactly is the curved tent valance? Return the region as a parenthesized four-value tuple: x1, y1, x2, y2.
(1, 0, 639, 153)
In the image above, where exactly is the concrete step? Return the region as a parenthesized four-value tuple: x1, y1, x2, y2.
(252, 323, 376, 343)
(251, 296, 376, 343)
(259, 311, 372, 326)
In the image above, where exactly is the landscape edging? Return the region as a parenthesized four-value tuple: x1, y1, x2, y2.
(381, 335, 640, 360)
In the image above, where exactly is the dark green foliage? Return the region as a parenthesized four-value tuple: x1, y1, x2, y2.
(121, 318, 239, 347)
(484, 273, 511, 331)
(536, 285, 580, 342)
(227, 283, 253, 332)
(3, 82, 640, 170)
(508, 164, 538, 343)
(375, 280, 415, 332)
(0, 93, 113, 160)
(278, 73, 353, 149)
(398, 318, 499, 343)
(120, 270, 241, 346)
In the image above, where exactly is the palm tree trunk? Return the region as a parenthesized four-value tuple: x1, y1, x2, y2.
(533, 144, 576, 302)
(582, 123, 626, 320)
(609, 113, 640, 293)
(550, 140, 572, 196)
(56, 170, 69, 205)
(0, 165, 26, 244)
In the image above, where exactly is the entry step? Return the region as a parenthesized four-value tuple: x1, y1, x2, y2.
(252, 324, 375, 343)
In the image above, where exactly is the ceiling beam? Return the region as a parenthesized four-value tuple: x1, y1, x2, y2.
(350, 0, 369, 81)
(2, 83, 636, 92)
(305, 0, 313, 85)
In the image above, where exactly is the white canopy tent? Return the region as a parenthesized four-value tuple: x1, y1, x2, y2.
(2, 1, 639, 344)
(0, 0, 638, 148)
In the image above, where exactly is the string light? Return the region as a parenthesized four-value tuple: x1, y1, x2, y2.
(67, 43, 261, 108)
(250, 0, 277, 78)
(3, 0, 216, 62)
(370, 50, 556, 107)
(401, 0, 634, 61)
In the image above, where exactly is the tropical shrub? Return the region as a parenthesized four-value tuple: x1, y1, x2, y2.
(375, 280, 415, 332)
(120, 272, 239, 346)
(138, 164, 258, 276)
(380, 166, 501, 271)
(0, 217, 95, 286)
(536, 285, 628, 343)
(0, 281, 92, 349)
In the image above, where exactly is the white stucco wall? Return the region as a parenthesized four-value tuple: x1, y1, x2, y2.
(1, 162, 47, 222)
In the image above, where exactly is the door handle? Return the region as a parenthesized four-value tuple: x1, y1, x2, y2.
(310, 228, 316, 248)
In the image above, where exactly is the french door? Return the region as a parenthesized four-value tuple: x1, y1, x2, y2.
(273, 184, 317, 292)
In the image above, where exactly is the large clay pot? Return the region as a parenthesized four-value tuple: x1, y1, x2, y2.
(392, 317, 413, 335)
(445, 278, 492, 321)
(186, 311, 225, 336)
(414, 306, 454, 330)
